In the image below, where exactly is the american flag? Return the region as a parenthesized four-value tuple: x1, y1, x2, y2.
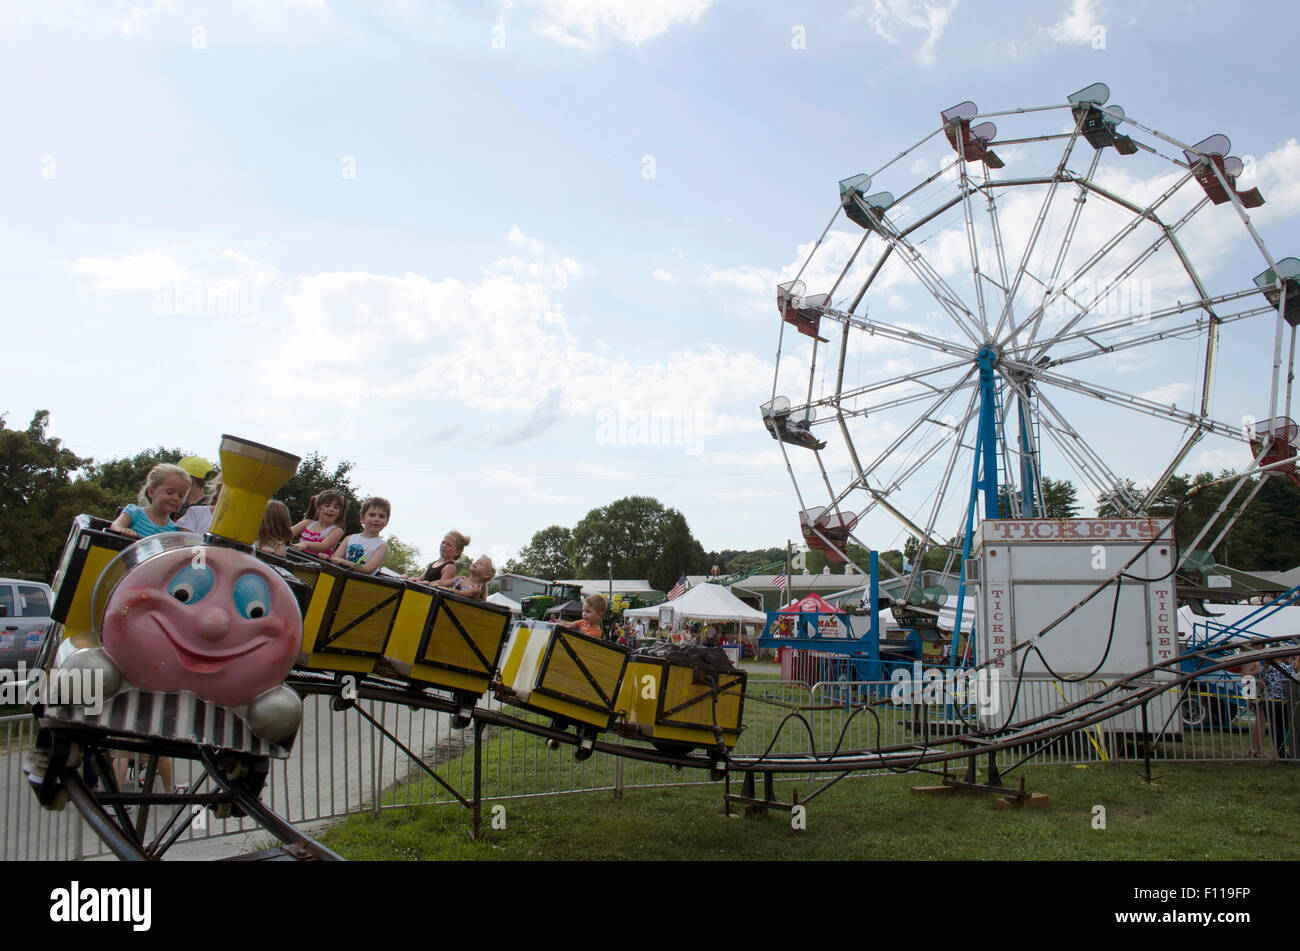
(774, 573, 788, 592)
(668, 576, 687, 600)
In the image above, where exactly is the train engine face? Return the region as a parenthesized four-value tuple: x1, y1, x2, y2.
(101, 543, 301, 709)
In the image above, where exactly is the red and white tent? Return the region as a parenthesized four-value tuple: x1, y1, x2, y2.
(778, 593, 853, 639)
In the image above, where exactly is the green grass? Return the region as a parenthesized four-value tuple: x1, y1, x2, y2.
(320, 665, 1295, 860)
(321, 760, 1300, 860)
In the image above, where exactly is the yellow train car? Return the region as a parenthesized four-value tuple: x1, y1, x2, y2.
(617, 653, 746, 764)
(47, 515, 133, 653)
(286, 554, 405, 676)
(496, 620, 629, 758)
(383, 585, 513, 722)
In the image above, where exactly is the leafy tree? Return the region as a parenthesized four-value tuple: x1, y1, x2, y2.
(0, 411, 110, 580)
(81, 446, 190, 511)
(1097, 469, 1300, 571)
(382, 535, 423, 576)
(276, 452, 365, 539)
(1096, 478, 1142, 518)
(1039, 477, 1081, 518)
(506, 525, 574, 579)
(568, 496, 706, 591)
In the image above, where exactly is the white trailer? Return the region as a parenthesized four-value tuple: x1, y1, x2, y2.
(969, 518, 1181, 734)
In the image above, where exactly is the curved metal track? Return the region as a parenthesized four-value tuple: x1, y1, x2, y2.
(41, 635, 1290, 859)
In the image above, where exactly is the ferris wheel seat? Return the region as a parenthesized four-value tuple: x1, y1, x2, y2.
(1070, 98, 1136, 154)
(839, 174, 895, 231)
(941, 102, 1004, 168)
(761, 397, 825, 450)
(799, 507, 857, 559)
(1254, 259, 1300, 325)
(1183, 136, 1265, 207)
(778, 285, 831, 341)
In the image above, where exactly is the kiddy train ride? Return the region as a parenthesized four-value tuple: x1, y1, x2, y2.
(23, 435, 751, 858)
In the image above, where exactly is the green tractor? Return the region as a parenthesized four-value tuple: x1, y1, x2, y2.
(520, 581, 586, 620)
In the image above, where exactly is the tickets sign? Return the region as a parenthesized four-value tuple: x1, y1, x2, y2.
(981, 518, 1169, 543)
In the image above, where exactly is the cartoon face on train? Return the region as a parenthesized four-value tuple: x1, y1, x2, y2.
(101, 546, 301, 708)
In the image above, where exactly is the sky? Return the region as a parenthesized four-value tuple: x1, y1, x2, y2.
(4, 0, 1299, 572)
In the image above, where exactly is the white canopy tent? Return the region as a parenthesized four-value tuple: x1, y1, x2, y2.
(486, 591, 521, 615)
(624, 584, 767, 627)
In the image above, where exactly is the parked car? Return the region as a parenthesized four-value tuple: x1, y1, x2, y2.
(0, 578, 54, 672)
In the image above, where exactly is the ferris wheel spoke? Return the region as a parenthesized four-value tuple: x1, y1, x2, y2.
(1000, 167, 1199, 357)
(1012, 150, 1104, 346)
(828, 378, 976, 424)
(1026, 192, 1217, 365)
(1029, 366, 1244, 440)
(1032, 287, 1267, 359)
(817, 305, 978, 361)
(913, 385, 982, 551)
(1044, 303, 1273, 372)
(958, 164, 993, 336)
(1009, 381, 1143, 510)
(818, 358, 973, 410)
(852, 368, 979, 487)
(992, 120, 1096, 342)
(979, 162, 1016, 341)
(849, 197, 986, 346)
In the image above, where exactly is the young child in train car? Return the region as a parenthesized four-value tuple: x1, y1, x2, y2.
(557, 594, 607, 640)
(408, 531, 470, 585)
(330, 497, 391, 575)
(433, 554, 495, 600)
(174, 472, 223, 535)
(255, 500, 295, 557)
(291, 490, 347, 558)
(109, 464, 191, 539)
(173, 454, 215, 522)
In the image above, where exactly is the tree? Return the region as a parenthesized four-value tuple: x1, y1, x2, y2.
(0, 411, 110, 580)
(81, 446, 189, 511)
(1039, 477, 1081, 518)
(506, 525, 574, 579)
(276, 452, 366, 539)
(1096, 478, 1142, 518)
(382, 535, 423, 576)
(568, 497, 706, 591)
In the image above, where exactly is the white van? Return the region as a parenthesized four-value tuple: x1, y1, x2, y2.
(0, 579, 54, 672)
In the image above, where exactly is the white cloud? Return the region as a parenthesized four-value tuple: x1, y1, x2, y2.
(507, 225, 545, 253)
(1250, 138, 1300, 225)
(853, 0, 960, 67)
(1139, 383, 1191, 406)
(502, 0, 713, 50)
(1044, 0, 1102, 45)
(704, 263, 773, 299)
(652, 268, 674, 283)
(1192, 447, 1250, 473)
(69, 247, 184, 291)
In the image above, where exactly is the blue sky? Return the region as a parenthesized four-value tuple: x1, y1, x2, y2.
(5, 0, 1299, 571)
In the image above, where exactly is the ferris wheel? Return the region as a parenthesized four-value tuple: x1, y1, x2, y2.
(763, 82, 1298, 607)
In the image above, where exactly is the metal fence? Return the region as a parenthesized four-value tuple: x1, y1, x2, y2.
(2, 674, 1293, 860)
